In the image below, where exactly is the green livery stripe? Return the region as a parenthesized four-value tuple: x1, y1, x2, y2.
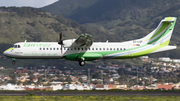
(64, 17, 176, 61)
(147, 25, 171, 44)
(5, 48, 15, 52)
(113, 39, 170, 59)
(148, 18, 176, 45)
(147, 22, 170, 41)
(65, 39, 170, 61)
(132, 39, 169, 56)
(165, 17, 173, 21)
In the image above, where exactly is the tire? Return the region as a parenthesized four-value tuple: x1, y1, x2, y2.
(79, 61, 85, 66)
(12, 61, 16, 65)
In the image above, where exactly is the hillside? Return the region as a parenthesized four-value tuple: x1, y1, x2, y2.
(43, 0, 98, 18)
(42, 0, 180, 59)
(42, 0, 180, 41)
(0, 6, 180, 69)
(0, 7, 123, 68)
(43, 0, 180, 23)
(0, 7, 122, 44)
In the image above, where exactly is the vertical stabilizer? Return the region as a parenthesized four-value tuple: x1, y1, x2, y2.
(141, 17, 177, 46)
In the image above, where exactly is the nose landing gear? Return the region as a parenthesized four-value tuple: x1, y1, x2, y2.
(12, 60, 16, 65)
(12, 58, 16, 65)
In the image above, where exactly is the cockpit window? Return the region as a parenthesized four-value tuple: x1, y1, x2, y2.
(14, 45, 18, 48)
(11, 45, 21, 48)
(11, 45, 15, 48)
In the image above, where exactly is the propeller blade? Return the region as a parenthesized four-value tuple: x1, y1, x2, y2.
(60, 32, 62, 41)
(58, 32, 63, 45)
(58, 32, 63, 55)
(61, 45, 63, 55)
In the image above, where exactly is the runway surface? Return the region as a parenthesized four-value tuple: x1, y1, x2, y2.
(0, 91, 180, 96)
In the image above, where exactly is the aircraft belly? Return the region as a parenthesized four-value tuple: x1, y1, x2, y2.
(83, 53, 102, 61)
(12, 55, 62, 59)
(65, 52, 103, 61)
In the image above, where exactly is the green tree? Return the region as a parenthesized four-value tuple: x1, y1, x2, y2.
(78, 77, 83, 83)
(64, 76, 72, 84)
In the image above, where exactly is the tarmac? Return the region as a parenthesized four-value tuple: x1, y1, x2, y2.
(0, 91, 180, 96)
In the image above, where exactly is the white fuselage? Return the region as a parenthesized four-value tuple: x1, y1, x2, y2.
(4, 41, 131, 59)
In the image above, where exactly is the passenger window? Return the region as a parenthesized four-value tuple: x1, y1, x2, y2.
(124, 48, 126, 50)
(103, 48, 105, 50)
(47, 48, 48, 50)
(74, 48, 76, 50)
(100, 48, 101, 50)
(85, 48, 87, 50)
(14, 45, 18, 48)
(120, 48, 122, 50)
(78, 48, 80, 50)
(114, 48, 116, 50)
(89, 48, 91, 50)
(82, 48, 83, 50)
(40, 48, 42, 50)
(71, 48, 73, 50)
(110, 48, 112, 50)
(50, 48, 52, 50)
(117, 48, 119, 50)
(107, 48, 109, 50)
(18, 45, 20, 48)
(92, 48, 94, 50)
(57, 48, 59, 50)
(96, 48, 98, 50)
(64, 48, 66, 50)
(43, 48, 45, 50)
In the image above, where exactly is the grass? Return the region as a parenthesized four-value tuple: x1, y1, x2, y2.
(0, 96, 179, 101)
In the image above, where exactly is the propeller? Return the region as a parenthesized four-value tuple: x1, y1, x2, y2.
(58, 32, 63, 45)
(58, 32, 63, 55)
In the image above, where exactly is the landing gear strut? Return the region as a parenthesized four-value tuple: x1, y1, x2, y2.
(12, 60, 16, 65)
(78, 58, 85, 66)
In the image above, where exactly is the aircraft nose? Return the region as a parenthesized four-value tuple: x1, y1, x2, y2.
(3, 51, 8, 56)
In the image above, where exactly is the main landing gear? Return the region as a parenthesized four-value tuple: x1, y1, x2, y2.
(78, 58, 85, 66)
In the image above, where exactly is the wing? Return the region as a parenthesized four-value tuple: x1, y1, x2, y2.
(75, 34, 93, 46)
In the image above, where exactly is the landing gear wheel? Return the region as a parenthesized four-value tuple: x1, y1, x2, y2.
(12, 61, 16, 65)
(79, 61, 85, 66)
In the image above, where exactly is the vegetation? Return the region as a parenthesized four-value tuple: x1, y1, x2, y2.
(0, 7, 120, 68)
(1, 2, 180, 68)
(42, 0, 180, 59)
(0, 96, 179, 101)
(42, 0, 180, 23)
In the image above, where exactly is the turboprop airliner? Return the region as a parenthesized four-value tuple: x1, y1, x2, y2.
(3, 17, 177, 66)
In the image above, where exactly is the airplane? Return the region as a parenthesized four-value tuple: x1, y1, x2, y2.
(3, 17, 177, 66)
